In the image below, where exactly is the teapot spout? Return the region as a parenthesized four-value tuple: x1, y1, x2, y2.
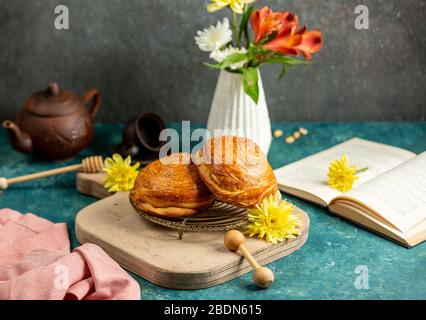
(2, 120, 33, 154)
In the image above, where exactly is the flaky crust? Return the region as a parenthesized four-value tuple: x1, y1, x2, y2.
(130, 153, 216, 218)
(193, 136, 277, 208)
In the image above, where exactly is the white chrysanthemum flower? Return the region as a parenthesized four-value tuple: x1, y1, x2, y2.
(195, 18, 232, 52)
(210, 46, 248, 70)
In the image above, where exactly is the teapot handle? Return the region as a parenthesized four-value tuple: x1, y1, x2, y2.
(83, 88, 101, 118)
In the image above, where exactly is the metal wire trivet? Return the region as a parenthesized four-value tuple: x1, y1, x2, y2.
(129, 196, 248, 239)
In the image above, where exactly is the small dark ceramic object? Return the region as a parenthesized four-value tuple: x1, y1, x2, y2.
(115, 112, 166, 164)
(3, 82, 101, 160)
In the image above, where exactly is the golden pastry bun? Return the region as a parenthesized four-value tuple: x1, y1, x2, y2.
(130, 153, 216, 218)
(193, 136, 277, 208)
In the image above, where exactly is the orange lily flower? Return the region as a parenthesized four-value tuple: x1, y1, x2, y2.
(263, 24, 323, 59)
(251, 6, 298, 44)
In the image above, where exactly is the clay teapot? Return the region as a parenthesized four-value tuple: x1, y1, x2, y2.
(3, 82, 101, 160)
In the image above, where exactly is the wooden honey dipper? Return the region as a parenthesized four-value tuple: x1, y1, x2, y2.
(224, 230, 274, 288)
(0, 156, 103, 190)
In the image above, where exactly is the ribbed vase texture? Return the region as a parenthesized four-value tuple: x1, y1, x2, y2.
(206, 70, 272, 155)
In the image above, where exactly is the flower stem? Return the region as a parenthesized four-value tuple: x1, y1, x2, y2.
(233, 11, 240, 48)
(356, 167, 369, 174)
(243, 5, 250, 48)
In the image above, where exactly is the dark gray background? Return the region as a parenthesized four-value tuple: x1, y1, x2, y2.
(0, 0, 425, 122)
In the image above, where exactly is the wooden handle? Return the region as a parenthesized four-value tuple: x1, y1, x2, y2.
(0, 177, 8, 190)
(1, 156, 103, 189)
(7, 164, 82, 186)
(239, 244, 261, 270)
(224, 230, 274, 289)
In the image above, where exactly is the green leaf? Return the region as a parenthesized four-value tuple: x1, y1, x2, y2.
(242, 67, 259, 104)
(283, 57, 310, 66)
(204, 62, 223, 69)
(239, 4, 255, 48)
(247, 45, 268, 58)
(264, 55, 309, 66)
(278, 64, 287, 80)
(204, 52, 248, 70)
(240, 4, 255, 33)
(220, 53, 248, 69)
(263, 55, 309, 80)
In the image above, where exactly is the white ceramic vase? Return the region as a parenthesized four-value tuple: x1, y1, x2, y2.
(206, 69, 272, 155)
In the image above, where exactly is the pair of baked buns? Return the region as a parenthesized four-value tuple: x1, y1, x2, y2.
(130, 153, 215, 218)
(130, 136, 277, 218)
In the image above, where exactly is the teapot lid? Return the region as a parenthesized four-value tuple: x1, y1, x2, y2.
(24, 83, 82, 117)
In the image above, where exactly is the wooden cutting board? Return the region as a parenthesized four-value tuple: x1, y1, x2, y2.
(75, 172, 310, 289)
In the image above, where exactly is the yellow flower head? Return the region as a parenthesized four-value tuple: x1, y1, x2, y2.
(245, 191, 302, 244)
(327, 154, 359, 192)
(103, 154, 140, 192)
(207, 0, 255, 14)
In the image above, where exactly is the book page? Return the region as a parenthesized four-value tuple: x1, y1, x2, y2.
(274, 138, 416, 205)
(335, 152, 426, 233)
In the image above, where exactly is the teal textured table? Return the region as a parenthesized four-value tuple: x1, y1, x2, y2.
(1, 122, 425, 300)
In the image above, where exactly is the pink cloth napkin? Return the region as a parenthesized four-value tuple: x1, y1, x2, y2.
(0, 208, 140, 300)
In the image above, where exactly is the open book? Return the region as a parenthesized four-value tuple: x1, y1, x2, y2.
(274, 138, 426, 247)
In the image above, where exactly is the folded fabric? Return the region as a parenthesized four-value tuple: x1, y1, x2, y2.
(0, 208, 140, 300)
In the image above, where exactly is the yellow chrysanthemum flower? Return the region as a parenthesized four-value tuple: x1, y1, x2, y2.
(207, 0, 255, 14)
(245, 191, 302, 244)
(327, 154, 367, 192)
(103, 154, 140, 192)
